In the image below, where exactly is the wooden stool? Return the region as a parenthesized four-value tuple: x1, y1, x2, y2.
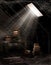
(33, 43, 40, 55)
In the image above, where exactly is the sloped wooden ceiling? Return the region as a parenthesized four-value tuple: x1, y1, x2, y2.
(0, 0, 51, 37)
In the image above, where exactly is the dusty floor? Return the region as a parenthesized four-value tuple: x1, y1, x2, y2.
(0, 54, 51, 65)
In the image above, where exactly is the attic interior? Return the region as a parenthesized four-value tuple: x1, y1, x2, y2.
(0, 0, 51, 65)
